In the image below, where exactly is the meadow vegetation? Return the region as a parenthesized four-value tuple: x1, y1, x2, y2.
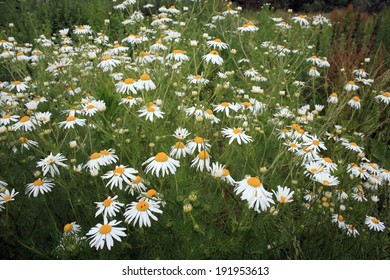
(0, 0, 389, 259)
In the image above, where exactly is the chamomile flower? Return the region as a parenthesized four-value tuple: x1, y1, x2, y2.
(206, 38, 228, 49)
(344, 81, 359, 92)
(16, 136, 39, 151)
(221, 168, 236, 185)
(58, 115, 86, 129)
(137, 103, 164, 122)
(221, 127, 253, 145)
(341, 141, 364, 153)
(170, 141, 191, 159)
(302, 134, 327, 153)
(120, 95, 137, 107)
(203, 50, 224, 65)
(187, 74, 209, 85)
(37, 153, 68, 177)
(191, 150, 211, 172)
(125, 176, 147, 195)
(348, 96, 361, 109)
(327, 92, 338, 104)
(135, 73, 156, 91)
(213, 102, 239, 117)
(272, 186, 294, 204)
(346, 224, 359, 237)
(292, 15, 310, 26)
(86, 218, 126, 250)
(84, 152, 107, 171)
(25, 178, 55, 197)
(166, 50, 189, 62)
(0, 188, 18, 204)
(173, 127, 191, 140)
(13, 115, 37, 131)
(306, 55, 322, 65)
(101, 165, 138, 190)
(235, 176, 274, 213)
(0, 113, 19, 126)
(332, 214, 347, 229)
(95, 195, 124, 218)
(63, 222, 81, 235)
(8, 80, 29, 92)
(124, 199, 163, 227)
(186, 136, 211, 153)
(365, 216, 386, 232)
(308, 66, 320, 77)
(237, 21, 259, 32)
(374, 92, 390, 105)
(149, 40, 167, 52)
(74, 25, 93, 35)
(97, 55, 120, 72)
(142, 152, 180, 177)
(115, 78, 138, 94)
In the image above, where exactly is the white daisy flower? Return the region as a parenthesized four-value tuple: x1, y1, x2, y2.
(186, 136, 211, 154)
(58, 115, 86, 129)
(234, 176, 274, 213)
(272, 186, 294, 204)
(95, 195, 124, 218)
(25, 178, 55, 197)
(86, 218, 126, 250)
(365, 216, 386, 232)
(142, 152, 180, 177)
(221, 127, 253, 145)
(124, 199, 163, 227)
(191, 150, 211, 172)
(37, 153, 68, 177)
(206, 38, 228, 50)
(135, 73, 156, 91)
(202, 50, 224, 65)
(115, 78, 138, 95)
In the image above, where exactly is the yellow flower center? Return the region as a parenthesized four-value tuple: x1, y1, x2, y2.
(198, 150, 209, 160)
(20, 116, 30, 123)
(103, 198, 113, 207)
(290, 143, 297, 148)
(233, 128, 243, 134)
(242, 101, 251, 107)
(66, 116, 76, 122)
(175, 141, 185, 149)
(146, 189, 157, 199)
(90, 152, 101, 160)
(338, 215, 344, 222)
(87, 104, 95, 109)
(136, 201, 149, 211)
(147, 107, 156, 112)
(247, 177, 261, 187)
(299, 15, 305, 18)
(221, 102, 230, 107)
(383, 92, 390, 97)
(312, 139, 320, 146)
(155, 152, 168, 162)
(173, 49, 184, 54)
(126, 96, 133, 100)
(310, 168, 318, 173)
(223, 169, 230, 176)
(194, 74, 202, 80)
(63, 223, 73, 233)
(139, 51, 149, 57)
(311, 66, 317, 70)
(214, 38, 222, 43)
(79, 25, 86, 30)
(99, 224, 112, 234)
(2, 114, 11, 119)
(33, 179, 43, 186)
(205, 109, 213, 115)
(280, 195, 286, 203)
(19, 137, 28, 144)
(350, 142, 358, 146)
(330, 92, 338, 97)
(210, 50, 219, 55)
(124, 78, 134, 84)
(323, 157, 332, 163)
(352, 96, 360, 102)
(322, 180, 330, 185)
(102, 55, 111, 60)
(348, 81, 355, 85)
(132, 176, 142, 184)
(114, 167, 125, 175)
(100, 150, 110, 156)
(3, 195, 11, 202)
(321, 197, 327, 202)
(371, 217, 379, 224)
(140, 74, 150, 81)
(194, 136, 204, 144)
(13, 81, 22, 85)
